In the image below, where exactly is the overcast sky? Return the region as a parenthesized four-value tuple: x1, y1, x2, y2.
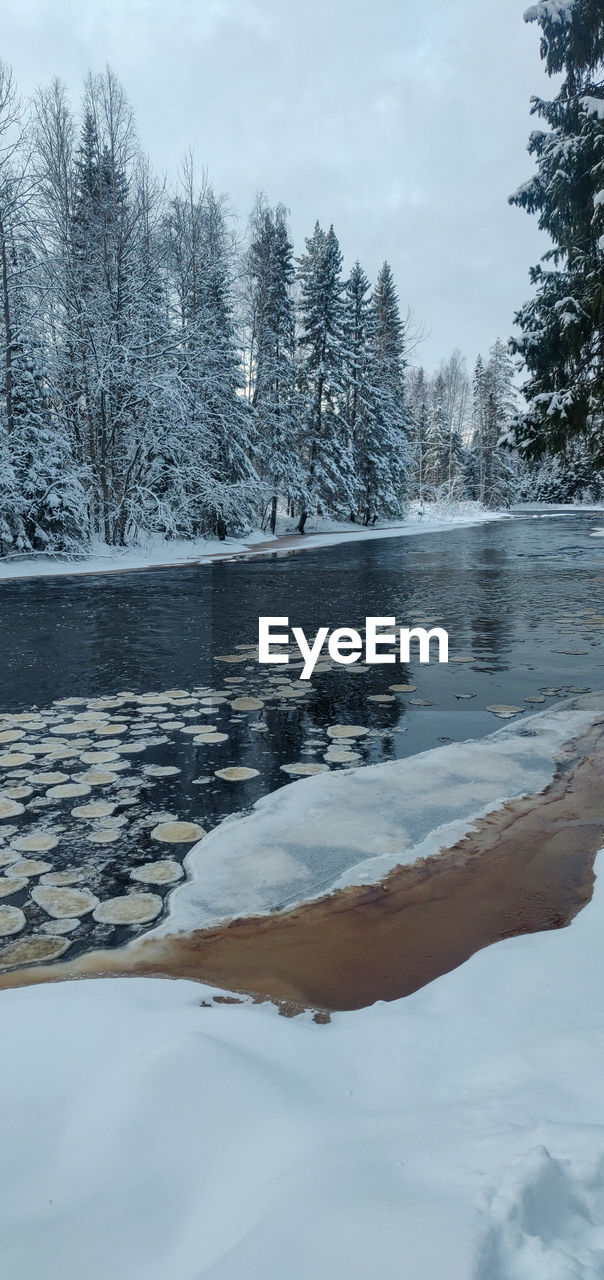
(3, 0, 552, 370)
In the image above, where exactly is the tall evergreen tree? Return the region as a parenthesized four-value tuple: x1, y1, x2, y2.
(245, 197, 301, 533)
(471, 342, 517, 508)
(341, 260, 372, 472)
(368, 261, 411, 508)
(510, 0, 604, 465)
(35, 71, 176, 546)
(407, 367, 431, 501)
(296, 221, 355, 530)
(341, 261, 410, 523)
(164, 160, 259, 538)
(371, 263, 407, 426)
(10, 278, 88, 551)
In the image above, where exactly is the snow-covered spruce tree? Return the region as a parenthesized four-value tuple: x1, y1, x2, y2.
(470, 342, 517, 508)
(362, 261, 412, 518)
(339, 260, 409, 524)
(562, 435, 604, 497)
(295, 222, 355, 532)
(118, 157, 188, 538)
(406, 367, 431, 501)
(34, 71, 182, 547)
(0, 430, 22, 554)
(64, 80, 137, 543)
(510, 0, 604, 466)
(340, 260, 372, 519)
(9, 281, 89, 552)
(517, 436, 604, 501)
(165, 158, 259, 540)
(244, 196, 302, 534)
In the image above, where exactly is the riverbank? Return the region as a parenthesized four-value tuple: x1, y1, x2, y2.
(0, 503, 509, 580)
(3, 694, 602, 1001)
(137, 714, 604, 1009)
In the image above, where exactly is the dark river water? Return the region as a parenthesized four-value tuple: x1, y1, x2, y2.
(0, 511, 602, 966)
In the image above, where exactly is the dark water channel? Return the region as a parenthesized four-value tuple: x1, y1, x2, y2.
(0, 511, 602, 967)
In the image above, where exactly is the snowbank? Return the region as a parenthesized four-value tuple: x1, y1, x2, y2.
(152, 695, 600, 935)
(258, 505, 508, 556)
(1, 851, 604, 1278)
(0, 505, 507, 580)
(0, 528, 276, 580)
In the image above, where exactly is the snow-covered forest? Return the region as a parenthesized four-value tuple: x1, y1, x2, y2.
(510, 0, 604, 475)
(0, 57, 601, 559)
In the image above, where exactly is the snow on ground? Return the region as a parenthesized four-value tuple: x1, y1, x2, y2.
(150, 696, 599, 935)
(0, 528, 276, 580)
(254, 502, 509, 557)
(2, 856, 604, 1278)
(0, 503, 507, 580)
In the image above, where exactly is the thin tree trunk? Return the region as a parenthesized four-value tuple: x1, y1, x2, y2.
(98, 391, 112, 544)
(0, 212, 14, 435)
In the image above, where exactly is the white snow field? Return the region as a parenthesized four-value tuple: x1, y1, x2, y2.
(153, 696, 599, 935)
(1, 859, 604, 1280)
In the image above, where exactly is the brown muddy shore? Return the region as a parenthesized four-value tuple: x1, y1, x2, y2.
(2, 719, 604, 1010)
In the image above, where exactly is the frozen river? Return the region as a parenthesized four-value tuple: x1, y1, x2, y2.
(0, 510, 602, 968)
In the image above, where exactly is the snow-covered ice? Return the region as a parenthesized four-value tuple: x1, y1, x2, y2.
(152, 696, 599, 935)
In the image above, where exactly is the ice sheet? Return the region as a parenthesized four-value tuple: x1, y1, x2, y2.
(154, 695, 600, 935)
